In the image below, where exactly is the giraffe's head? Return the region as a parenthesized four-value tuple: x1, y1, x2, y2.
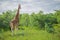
(18, 4, 21, 9)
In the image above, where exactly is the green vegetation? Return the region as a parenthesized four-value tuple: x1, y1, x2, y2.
(0, 10, 60, 40)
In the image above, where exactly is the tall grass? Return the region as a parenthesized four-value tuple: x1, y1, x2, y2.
(0, 26, 60, 40)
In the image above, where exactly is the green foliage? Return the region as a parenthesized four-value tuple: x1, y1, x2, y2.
(0, 10, 60, 40)
(0, 10, 60, 33)
(0, 10, 15, 31)
(0, 27, 60, 40)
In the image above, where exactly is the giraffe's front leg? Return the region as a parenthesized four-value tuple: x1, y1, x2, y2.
(15, 22, 19, 30)
(15, 25, 18, 31)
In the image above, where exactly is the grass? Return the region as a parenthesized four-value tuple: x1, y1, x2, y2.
(0, 26, 60, 40)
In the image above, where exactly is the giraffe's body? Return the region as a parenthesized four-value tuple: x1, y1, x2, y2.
(10, 4, 21, 34)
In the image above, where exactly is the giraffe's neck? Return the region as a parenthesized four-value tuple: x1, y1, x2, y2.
(15, 7, 20, 19)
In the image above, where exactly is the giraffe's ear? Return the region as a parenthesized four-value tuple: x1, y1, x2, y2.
(18, 4, 21, 9)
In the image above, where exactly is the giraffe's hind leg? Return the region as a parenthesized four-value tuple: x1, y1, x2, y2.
(10, 22, 15, 35)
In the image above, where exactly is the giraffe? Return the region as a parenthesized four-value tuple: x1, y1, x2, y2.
(10, 4, 21, 35)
